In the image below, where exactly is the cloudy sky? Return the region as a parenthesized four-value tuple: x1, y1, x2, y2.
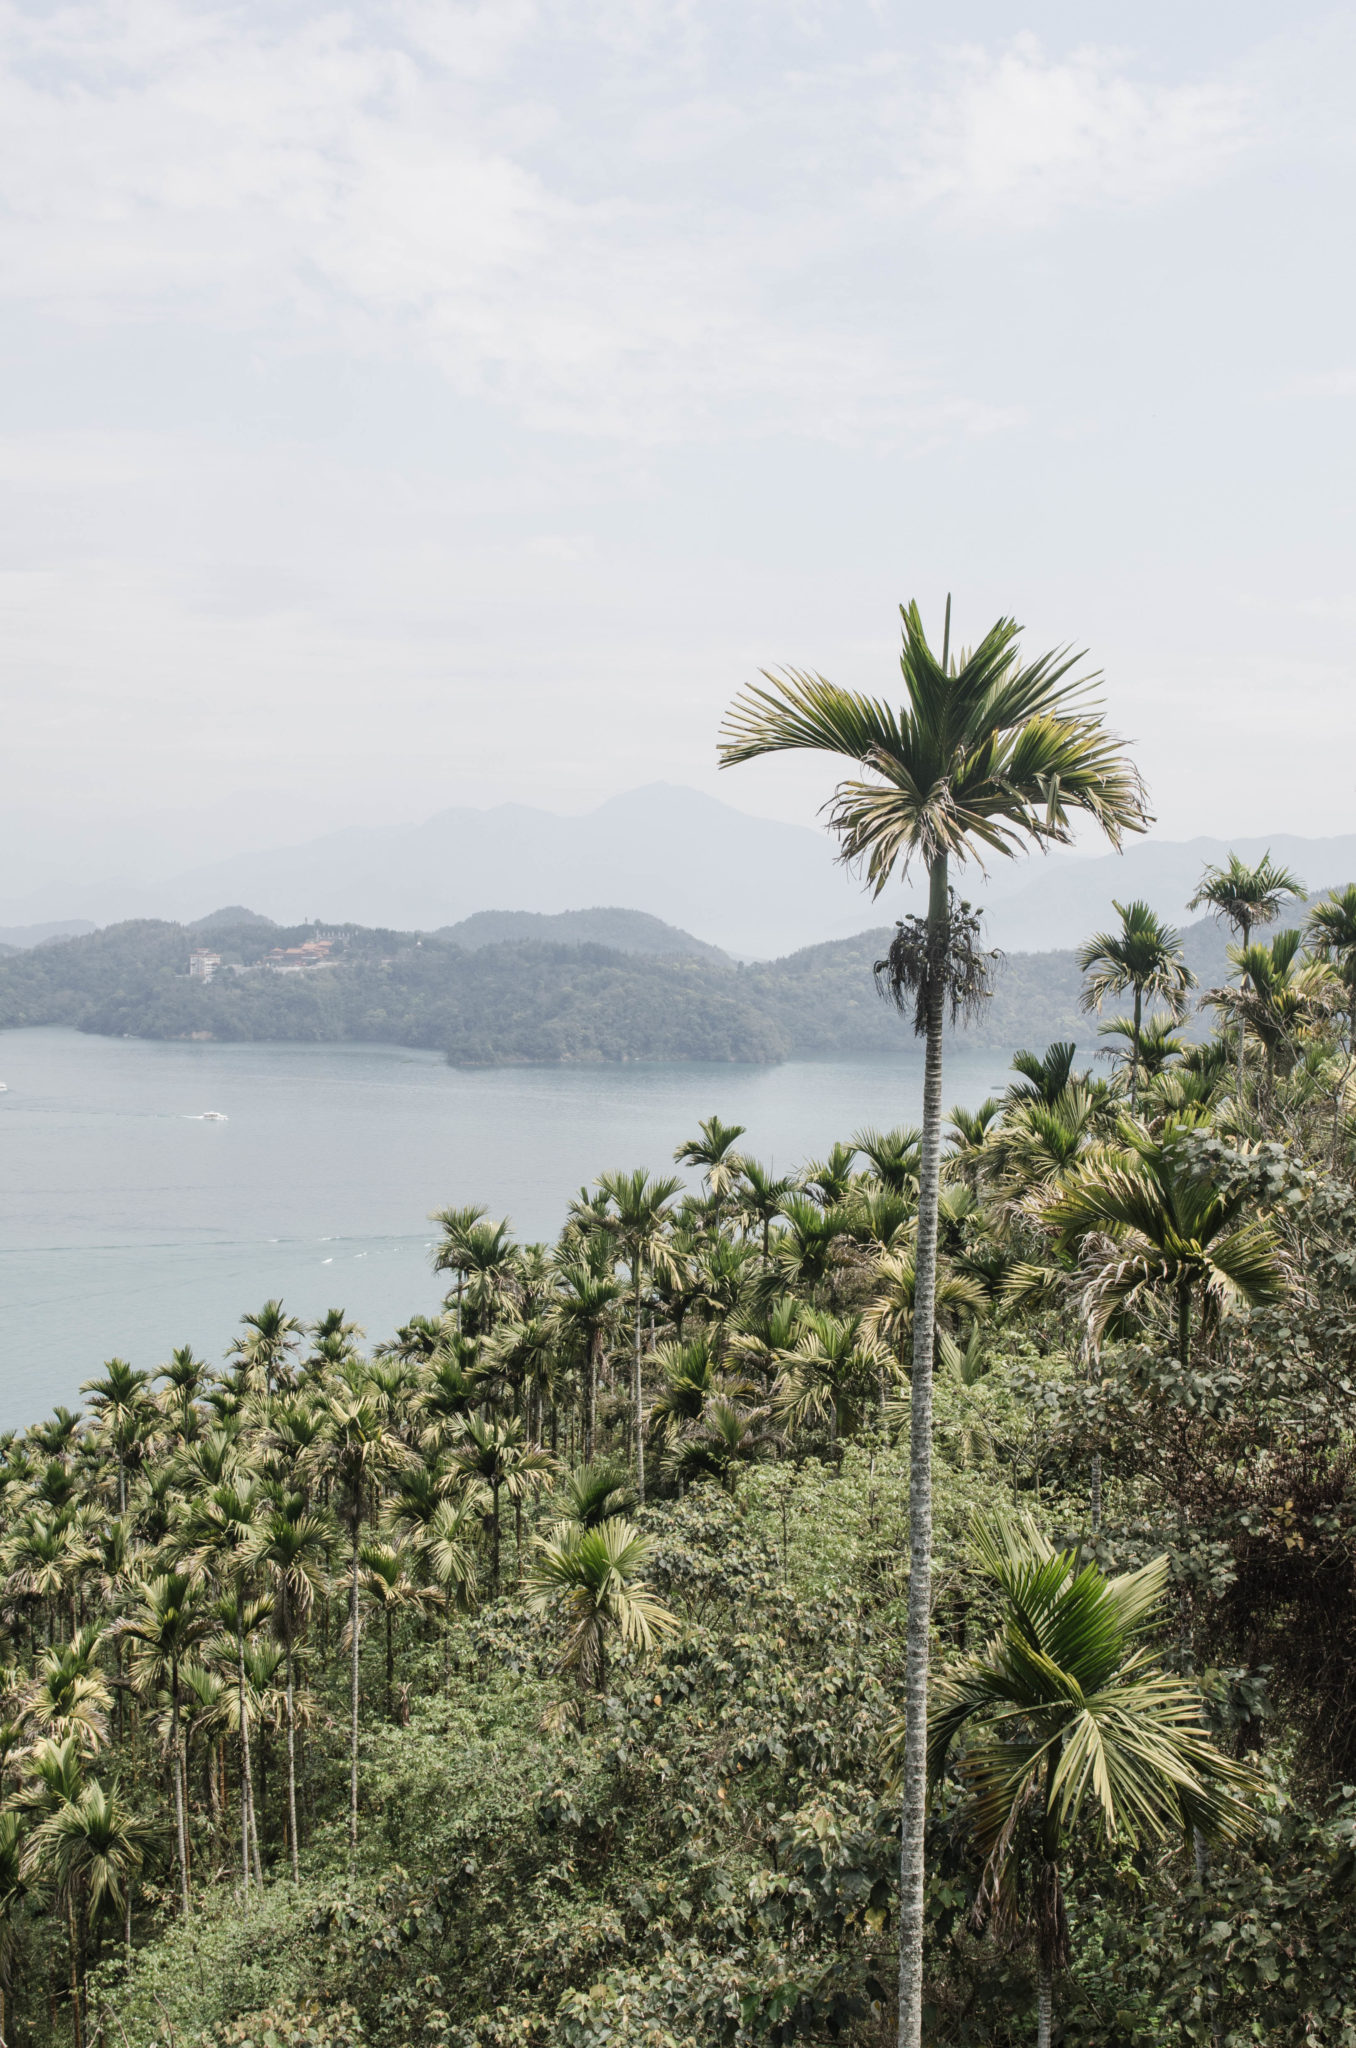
(1, 0, 1353, 884)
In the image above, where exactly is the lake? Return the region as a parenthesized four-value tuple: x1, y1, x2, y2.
(0, 1028, 1014, 1426)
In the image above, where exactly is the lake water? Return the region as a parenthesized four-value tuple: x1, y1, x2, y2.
(0, 1028, 1013, 1427)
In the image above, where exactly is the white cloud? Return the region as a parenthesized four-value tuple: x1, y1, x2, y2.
(893, 35, 1253, 224)
(0, 5, 1263, 443)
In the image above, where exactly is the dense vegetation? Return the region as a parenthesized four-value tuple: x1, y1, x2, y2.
(0, 864, 1352, 2047)
(0, 910, 1233, 1066)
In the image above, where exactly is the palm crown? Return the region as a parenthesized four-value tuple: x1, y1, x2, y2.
(719, 602, 1148, 887)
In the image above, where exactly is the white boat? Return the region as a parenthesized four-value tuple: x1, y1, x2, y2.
(200, 1110, 228, 1121)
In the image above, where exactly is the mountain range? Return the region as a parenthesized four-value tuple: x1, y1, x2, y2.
(0, 786, 1350, 961)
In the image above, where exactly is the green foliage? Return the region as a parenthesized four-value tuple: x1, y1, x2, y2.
(1, 882, 1355, 2046)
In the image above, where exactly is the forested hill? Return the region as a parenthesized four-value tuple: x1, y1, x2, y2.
(0, 907, 1234, 1065)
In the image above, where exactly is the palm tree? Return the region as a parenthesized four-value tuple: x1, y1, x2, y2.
(549, 1259, 621, 1463)
(775, 1309, 889, 1444)
(720, 595, 1148, 2048)
(1190, 853, 1305, 1092)
(178, 1472, 266, 1898)
(944, 1099, 1003, 1190)
(245, 1494, 330, 1881)
(19, 1629, 112, 1755)
(594, 1170, 682, 1505)
(666, 1398, 778, 1494)
(23, 1775, 152, 2043)
(1078, 901, 1194, 1111)
(429, 1203, 489, 1329)
(1096, 1012, 1185, 1087)
(673, 1116, 747, 1226)
(525, 1519, 677, 1717)
(116, 1575, 209, 1917)
(79, 1361, 151, 1517)
(228, 1301, 303, 1397)
(1046, 1112, 1290, 1365)
(449, 1416, 554, 1596)
(1203, 929, 1335, 1097)
(556, 1462, 635, 1529)
(1307, 884, 1356, 1154)
(353, 1540, 443, 1716)
(926, 1516, 1259, 2048)
(852, 1125, 922, 1196)
(769, 1196, 850, 1302)
(434, 1214, 518, 1336)
(0, 1808, 28, 2042)
(312, 1390, 408, 1855)
(734, 1158, 796, 1267)
(415, 1497, 481, 1615)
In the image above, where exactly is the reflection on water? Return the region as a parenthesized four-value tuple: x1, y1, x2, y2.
(0, 1028, 1013, 1424)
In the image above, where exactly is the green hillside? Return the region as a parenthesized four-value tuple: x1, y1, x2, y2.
(0, 904, 1246, 1066)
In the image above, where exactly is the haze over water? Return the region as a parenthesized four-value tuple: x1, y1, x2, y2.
(0, 1028, 1013, 1426)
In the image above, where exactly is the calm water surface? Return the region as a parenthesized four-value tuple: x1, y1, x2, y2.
(0, 1029, 1012, 1424)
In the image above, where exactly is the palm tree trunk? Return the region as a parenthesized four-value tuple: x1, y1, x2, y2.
(349, 1524, 360, 1856)
(1236, 914, 1251, 1097)
(67, 1896, 82, 2048)
(897, 849, 947, 2048)
(633, 1265, 646, 1506)
(171, 1675, 190, 1920)
(1177, 1277, 1192, 1369)
(1035, 1964, 1053, 2048)
(1130, 984, 1142, 1111)
(1087, 1340, 1102, 1536)
(237, 1642, 252, 1898)
(585, 1334, 598, 1462)
(491, 1479, 502, 1598)
(285, 1634, 300, 1883)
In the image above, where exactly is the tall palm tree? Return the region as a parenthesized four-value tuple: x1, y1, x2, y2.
(312, 1390, 408, 1855)
(927, 1516, 1259, 2048)
(1190, 853, 1305, 1093)
(178, 1472, 267, 1898)
(594, 1170, 682, 1505)
(1078, 901, 1194, 1111)
(116, 1574, 209, 1917)
(245, 1494, 330, 1882)
(720, 598, 1148, 2048)
(1046, 1112, 1290, 1365)
(525, 1519, 677, 1716)
(79, 1361, 151, 1517)
(549, 1259, 622, 1463)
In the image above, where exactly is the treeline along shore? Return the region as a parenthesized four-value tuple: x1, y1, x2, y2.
(0, 907, 1236, 1066)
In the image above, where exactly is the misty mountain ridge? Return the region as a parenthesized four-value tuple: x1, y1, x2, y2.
(0, 784, 1350, 961)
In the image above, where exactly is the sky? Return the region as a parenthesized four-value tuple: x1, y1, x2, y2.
(1, 0, 1353, 890)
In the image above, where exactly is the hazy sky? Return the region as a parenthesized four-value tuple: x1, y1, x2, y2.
(2, 0, 1353, 877)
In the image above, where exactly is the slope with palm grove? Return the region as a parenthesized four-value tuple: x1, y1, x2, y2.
(1, 591, 1355, 2048)
(0, 841, 1351, 2043)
